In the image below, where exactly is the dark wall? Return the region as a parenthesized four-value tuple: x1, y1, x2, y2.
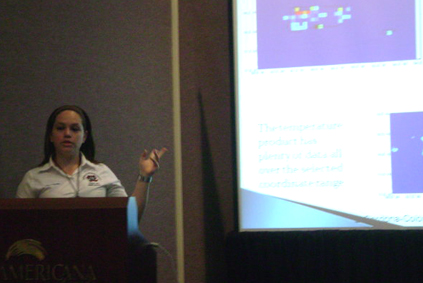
(179, 0, 235, 282)
(0, 1, 176, 282)
(1, 1, 235, 282)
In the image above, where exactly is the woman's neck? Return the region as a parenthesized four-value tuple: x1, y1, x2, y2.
(54, 153, 81, 175)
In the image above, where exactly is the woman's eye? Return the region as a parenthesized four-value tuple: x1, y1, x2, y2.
(71, 127, 81, 132)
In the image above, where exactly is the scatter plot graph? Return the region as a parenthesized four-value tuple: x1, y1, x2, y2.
(257, 1, 416, 69)
(390, 112, 423, 194)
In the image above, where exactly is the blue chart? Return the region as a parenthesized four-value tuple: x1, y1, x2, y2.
(391, 112, 423, 194)
(257, 1, 417, 69)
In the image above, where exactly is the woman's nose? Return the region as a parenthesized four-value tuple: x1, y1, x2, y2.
(64, 128, 71, 136)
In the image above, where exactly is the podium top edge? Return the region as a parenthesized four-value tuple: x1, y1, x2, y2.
(0, 197, 131, 210)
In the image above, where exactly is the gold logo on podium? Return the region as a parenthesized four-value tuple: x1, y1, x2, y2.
(2, 239, 97, 282)
(6, 239, 47, 261)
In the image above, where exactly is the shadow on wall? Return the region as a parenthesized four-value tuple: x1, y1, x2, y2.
(198, 91, 228, 283)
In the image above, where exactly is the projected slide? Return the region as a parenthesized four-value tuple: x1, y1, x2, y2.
(257, 1, 417, 69)
(235, 0, 423, 230)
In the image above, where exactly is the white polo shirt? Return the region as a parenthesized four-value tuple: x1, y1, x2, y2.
(16, 154, 128, 198)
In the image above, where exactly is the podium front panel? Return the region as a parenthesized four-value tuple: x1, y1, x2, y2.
(0, 198, 129, 282)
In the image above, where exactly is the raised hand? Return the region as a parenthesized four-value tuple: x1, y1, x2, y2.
(138, 147, 167, 177)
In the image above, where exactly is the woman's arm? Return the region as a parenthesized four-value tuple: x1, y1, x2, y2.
(16, 171, 38, 198)
(132, 148, 167, 221)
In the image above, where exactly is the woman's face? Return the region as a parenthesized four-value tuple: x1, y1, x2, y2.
(50, 110, 87, 158)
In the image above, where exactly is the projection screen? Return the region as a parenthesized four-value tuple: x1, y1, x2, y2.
(235, 0, 423, 231)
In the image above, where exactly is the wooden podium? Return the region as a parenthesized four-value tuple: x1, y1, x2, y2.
(0, 197, 156, 283)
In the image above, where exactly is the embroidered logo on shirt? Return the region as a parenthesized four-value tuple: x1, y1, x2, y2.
(83, 173, 101, 186)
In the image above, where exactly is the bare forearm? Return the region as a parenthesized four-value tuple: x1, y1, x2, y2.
(132, 179, 151, 222)
(134, 147, 167, 221)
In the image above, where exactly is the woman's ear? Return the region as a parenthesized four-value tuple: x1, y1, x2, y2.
(83, 131, 88, 143)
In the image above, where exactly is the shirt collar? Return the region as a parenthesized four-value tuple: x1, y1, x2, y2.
(40, 153, 95, 172)
(79, 153, 96, 169)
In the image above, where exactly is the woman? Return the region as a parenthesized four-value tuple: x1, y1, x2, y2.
(16, 105, 166, 220)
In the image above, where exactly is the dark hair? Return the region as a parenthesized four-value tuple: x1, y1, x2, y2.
(40, 105, 96, 166)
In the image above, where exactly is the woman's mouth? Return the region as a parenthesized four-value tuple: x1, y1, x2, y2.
(62, 141, 73, 146)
